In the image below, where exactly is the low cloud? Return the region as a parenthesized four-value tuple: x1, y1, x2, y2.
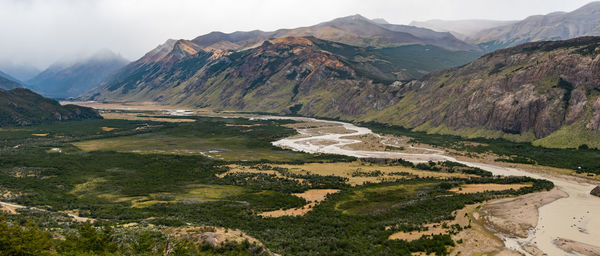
(0, 0, 592, 69)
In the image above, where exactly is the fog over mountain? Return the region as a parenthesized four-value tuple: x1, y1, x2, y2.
(0, 0, 592, 69)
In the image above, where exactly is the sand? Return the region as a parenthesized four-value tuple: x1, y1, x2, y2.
(481, 188, 568, 238)
(265, 115, 600, 255)
(450, 183, 531, 194)
(259, 189, 339, 217)
(554, 238, 600, 256)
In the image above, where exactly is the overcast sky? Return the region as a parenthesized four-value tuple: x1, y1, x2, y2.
(0, 0, 594, 69)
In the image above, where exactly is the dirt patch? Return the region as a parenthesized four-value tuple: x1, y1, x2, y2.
(101, 127, 116, 132)
(32, 133, 48, 137)
(224, 124, 261, 127)
(259, 189, 339, 217)
(389, 223, 450, 241)
(0, 202, 24, 214)
(480, 188, 568, 238)
(450, 183, 531, 194)
(554, 238, 600, 256)
(274, 161, 471, 186)
(100, 112, 197, 122)
(61, 210, 95, 223)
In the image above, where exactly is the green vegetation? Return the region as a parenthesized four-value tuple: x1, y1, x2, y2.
(0, 88, 101, 126)
(364, 122, 600, 175)
(0, 116, 553, 255)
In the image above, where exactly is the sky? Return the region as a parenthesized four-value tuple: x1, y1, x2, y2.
(0, 0, 594, 69)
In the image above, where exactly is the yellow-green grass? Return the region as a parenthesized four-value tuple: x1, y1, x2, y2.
(97, 184, 244, 208)
(72, 133, 307, 161)
(335, 183, 433, 215)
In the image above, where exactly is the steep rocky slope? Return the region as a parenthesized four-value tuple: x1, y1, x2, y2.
(0, 88, 101, 126)
(87, 36, 478, 114)
(368, 37, 600, 148)
(469, 2, 600, 52)
(28, 49, 129, 98)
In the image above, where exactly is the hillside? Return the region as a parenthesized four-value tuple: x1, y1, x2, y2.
(86, 36, 479, 113)
(28, 49, 129, 98)
(0, 70, 22, 90)
(191, 14, 480, 52)
(367, 37, 600, 148)
(469, 2, 600, 51)
(0, 88, 102, 126)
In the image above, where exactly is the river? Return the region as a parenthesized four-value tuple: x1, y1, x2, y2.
(260, 116, 599, 256)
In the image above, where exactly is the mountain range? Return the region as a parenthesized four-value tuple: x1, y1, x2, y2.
(6, 2, 600, 148)
(190, 14, 480, 52)
(27, 49, 129, 98)
(468, 1, 600, 51)
(408, 19, 518, 40)
(85, 36, 479, 109)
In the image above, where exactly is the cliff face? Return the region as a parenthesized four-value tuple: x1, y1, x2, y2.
(369, 37, 600, 147)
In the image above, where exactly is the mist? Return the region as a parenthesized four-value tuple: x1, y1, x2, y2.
(0, 0, 593, 69)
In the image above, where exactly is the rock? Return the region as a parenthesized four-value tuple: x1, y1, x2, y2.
(591, 186, 600, 197)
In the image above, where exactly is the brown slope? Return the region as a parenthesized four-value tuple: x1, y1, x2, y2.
(191, 14, 479, 51)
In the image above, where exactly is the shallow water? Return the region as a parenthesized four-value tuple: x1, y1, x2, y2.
(265, 116, 599, 255)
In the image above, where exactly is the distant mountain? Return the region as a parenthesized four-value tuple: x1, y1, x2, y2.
(191, 14, 480, 52)
(469, 1, 600, 52)
(0, 88, 101, 126)
(0, 70, 23, 90)
(86, 36, 479, 116)
(368, 37, 600, 148)
(28, 49, 129, 98)
(0, 63, 41, 81)
(409, 19, 517, 40)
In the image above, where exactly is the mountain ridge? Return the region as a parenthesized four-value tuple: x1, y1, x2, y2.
(469, 1, 600, 51)
(190, 14, 481, 52)
(27, 49, 129, 98)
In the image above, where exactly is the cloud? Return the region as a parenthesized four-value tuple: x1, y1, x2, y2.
(0, 0, 593, 69)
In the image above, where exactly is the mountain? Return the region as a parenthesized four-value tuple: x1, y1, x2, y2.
(191, 14, 480, 52)
(0, 88, 101, 126)
(367, 37, 600, 148)
(0, 70, 23, 90)
(86, 36, 479, 115)
(27, 49, 129, 98)
(469, 1, 600, 52)
(409, 19, 518, 40)
(0, 63, 41, 81)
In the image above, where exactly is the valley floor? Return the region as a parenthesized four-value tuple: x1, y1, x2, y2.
(0, 101, 598, 255)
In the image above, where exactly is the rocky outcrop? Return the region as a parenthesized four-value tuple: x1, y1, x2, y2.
(376, 37, 600, 142)
(591, 186, 600, 197)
